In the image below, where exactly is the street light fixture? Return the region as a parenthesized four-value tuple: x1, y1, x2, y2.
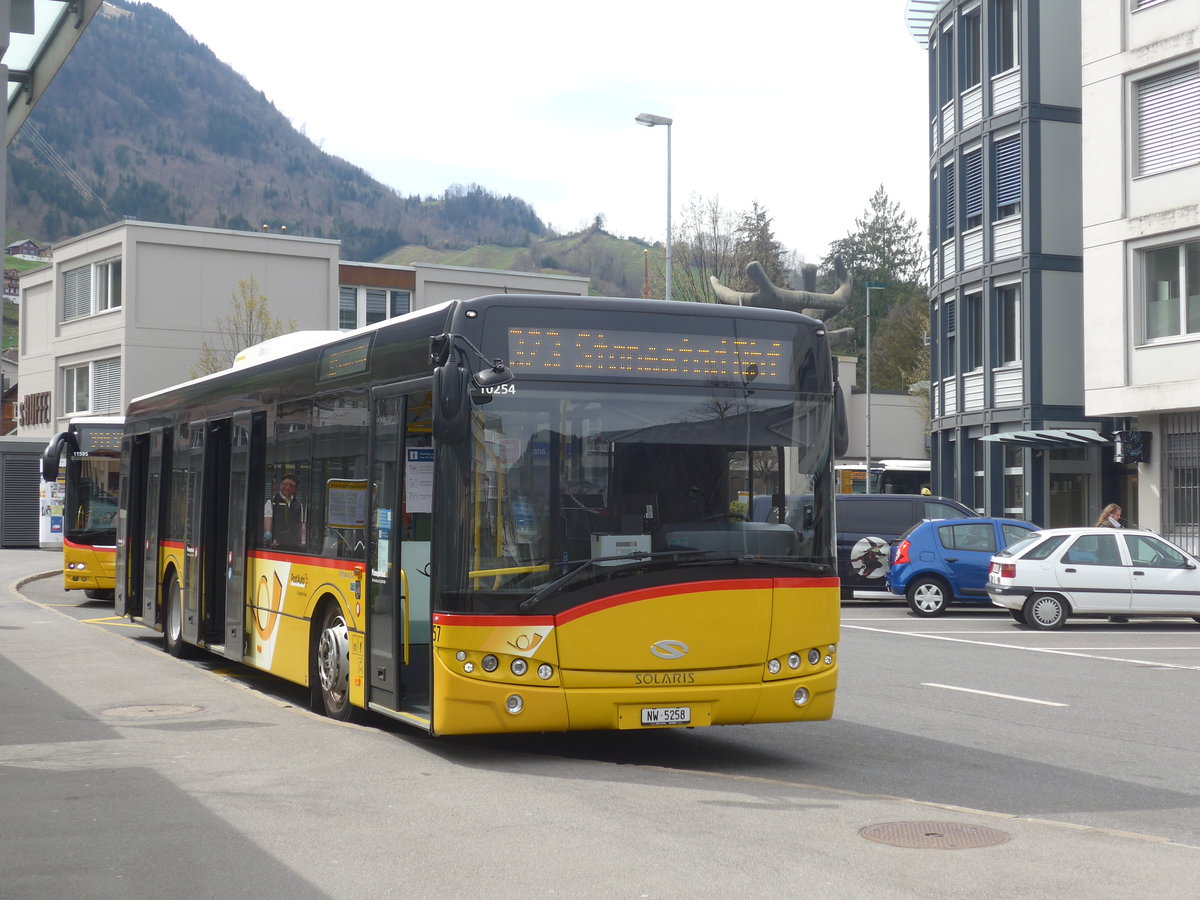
(635, 112, 673, 302)
(864, 280, 888, 494)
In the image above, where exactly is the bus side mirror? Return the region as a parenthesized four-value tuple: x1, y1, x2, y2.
(433, 361, 469, 444)
(833, 383, 850, 457)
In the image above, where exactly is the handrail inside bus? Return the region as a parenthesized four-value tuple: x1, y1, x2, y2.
(400, 568, 410, 665)
(468, 564, 552, 579)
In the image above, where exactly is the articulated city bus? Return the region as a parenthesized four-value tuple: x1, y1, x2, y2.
(115, 293, 842, 735)
(41, 416, 124, 599)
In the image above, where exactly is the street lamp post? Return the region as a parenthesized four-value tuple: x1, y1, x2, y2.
(635, 112, 672, 302)
(864, 280, 888, 494)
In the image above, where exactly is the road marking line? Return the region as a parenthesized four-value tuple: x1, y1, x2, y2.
(843, 623, 1200, 671)
(922, 682, 1068, 706)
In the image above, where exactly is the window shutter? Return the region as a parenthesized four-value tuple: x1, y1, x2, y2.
(64, 266, 91, 320)
(92, 358, 122, 414)
(943, 162, 956, 236)
(365, 288, 386, 325)
(994, 135, 1021, 208)
(964, 149, 983, 221)
(338, 286, 357, 330)
(1137, 64, 1200, 177)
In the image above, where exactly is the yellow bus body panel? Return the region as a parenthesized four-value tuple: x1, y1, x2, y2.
(62, 540, 115, 592)
(431, 577, 839, 735)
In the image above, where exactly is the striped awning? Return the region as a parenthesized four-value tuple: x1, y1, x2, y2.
(979, 429, 1111, 448)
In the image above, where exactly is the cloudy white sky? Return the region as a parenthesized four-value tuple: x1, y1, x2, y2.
(144, 0, 930, 262)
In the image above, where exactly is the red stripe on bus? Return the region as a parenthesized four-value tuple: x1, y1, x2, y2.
(63, 538, 115, 553)
(432, 576, 839, 628)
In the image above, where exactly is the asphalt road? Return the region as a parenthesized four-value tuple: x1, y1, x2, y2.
(5, 557, 1200, 898)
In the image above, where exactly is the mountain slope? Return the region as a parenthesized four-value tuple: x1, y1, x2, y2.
(5, 0, 547, 261)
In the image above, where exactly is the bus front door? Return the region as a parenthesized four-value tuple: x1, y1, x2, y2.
(367, 385, 434, 729)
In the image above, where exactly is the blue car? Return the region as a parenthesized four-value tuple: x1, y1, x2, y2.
(887, 517, 1038, 616)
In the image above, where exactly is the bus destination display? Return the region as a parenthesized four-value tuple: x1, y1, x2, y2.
(506, 327, 790, 383)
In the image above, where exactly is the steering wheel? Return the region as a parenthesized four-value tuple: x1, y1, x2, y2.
(701, 512, 748, 522)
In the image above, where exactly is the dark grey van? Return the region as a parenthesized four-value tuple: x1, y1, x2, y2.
(836, 494, 976, 597)
(752, 493, 976, 598)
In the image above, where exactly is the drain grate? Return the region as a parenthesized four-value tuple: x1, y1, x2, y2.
(860, 821, 1010, 850)
(102, 704, 205, 719)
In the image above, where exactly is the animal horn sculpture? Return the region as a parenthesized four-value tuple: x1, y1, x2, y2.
(710, 256, 854, 343)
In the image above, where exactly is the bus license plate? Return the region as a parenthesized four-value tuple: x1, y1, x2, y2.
(641, 706, 691, 726)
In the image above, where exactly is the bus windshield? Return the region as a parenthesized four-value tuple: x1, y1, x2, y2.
(439, 383, 835, 612)
(64, 447, 121, 546)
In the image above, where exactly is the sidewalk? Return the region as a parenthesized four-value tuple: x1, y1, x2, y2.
(0, 547, 62, 593)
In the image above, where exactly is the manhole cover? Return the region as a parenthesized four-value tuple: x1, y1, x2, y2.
(860, 821, 1010, 850)
(102, 704, 205, 719)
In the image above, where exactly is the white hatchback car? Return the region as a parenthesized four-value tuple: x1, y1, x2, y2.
(987, 527, 1200, 629)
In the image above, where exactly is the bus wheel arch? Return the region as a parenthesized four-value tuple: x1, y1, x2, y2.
(310, 596, 353, 721)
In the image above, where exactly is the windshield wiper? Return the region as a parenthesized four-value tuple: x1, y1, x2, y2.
(518, 549, 713, 612)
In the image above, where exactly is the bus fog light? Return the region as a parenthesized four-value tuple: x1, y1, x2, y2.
(767, 659, 781, 675)
(505, 694, 524, 715)
(824, 655, 833, 665)
(793, 687, 810, 707)
(463, 661, 475, 673)
(537, 663, 553, 680)
(787, 653, 801, 669)
(455, 650, 467, 662)
(807, 648, 821, 665)
(481, 654, 498, 672)
(828, 643, 837, 654)
(510, 658, 528, 676)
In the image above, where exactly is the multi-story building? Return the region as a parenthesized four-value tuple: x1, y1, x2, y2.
(907, 0, 1120, 528)
(1081, 1, 1200, 550)
(16, 220, 587, 439)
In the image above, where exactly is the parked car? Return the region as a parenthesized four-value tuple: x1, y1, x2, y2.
(752, 493, 978, 598)
(987, 527, 1200, 629)
(834, 494, 977, 598)
(887, 517, 1039, 616)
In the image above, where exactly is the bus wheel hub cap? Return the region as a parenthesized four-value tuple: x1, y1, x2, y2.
(318, 618, 349, 693)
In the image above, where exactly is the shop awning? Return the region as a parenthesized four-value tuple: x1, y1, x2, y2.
(978, 428, 1111, 448)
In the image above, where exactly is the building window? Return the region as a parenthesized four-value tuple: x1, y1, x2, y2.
(97, 260, 122, 311)
(967, 292, 984, 370)
(1003, 444, 1024, 517)
(62, 357, 121, 416)
(63, 259, 122, 321)
(963, 147, 983, 230)
(942, 160, 956, 239)
(961, 7, 981, 90)
(1163, 413, 1200, 554)
(943, 297, 957, 374)
(998, 283, 1021, 363)
(339, 285, 415, 330)
(1135, 63, 1200, 178)
(1143, 240, 1200, 340)
(993, 0, 1019, 73)
(973, 439, 986, 513)
(993, 133, 1021, 219)
(938, 24, 955, 108)
(339, 286, 357, 330)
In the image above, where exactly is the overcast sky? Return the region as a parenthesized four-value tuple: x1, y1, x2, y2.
(144, 0, 930, 264)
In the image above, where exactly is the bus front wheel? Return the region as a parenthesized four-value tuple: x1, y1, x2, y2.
(312, 603, 352, 721)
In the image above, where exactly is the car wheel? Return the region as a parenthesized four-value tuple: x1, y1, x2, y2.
(1023, 594, 1067, 630)
(1008, 608, 1027, 625)
(906, 577, 951, 617)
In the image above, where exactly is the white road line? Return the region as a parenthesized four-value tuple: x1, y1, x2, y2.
(923, 682, 1068, 707)
(843, 623, 1200, 671)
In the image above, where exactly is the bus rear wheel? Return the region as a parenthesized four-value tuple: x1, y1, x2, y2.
(163, 574, 187, 657)
(312, 603, 352, 721)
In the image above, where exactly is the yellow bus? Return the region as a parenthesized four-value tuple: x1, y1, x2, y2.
(41, 416, 124, 599)
(115, 294, 841, 735)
